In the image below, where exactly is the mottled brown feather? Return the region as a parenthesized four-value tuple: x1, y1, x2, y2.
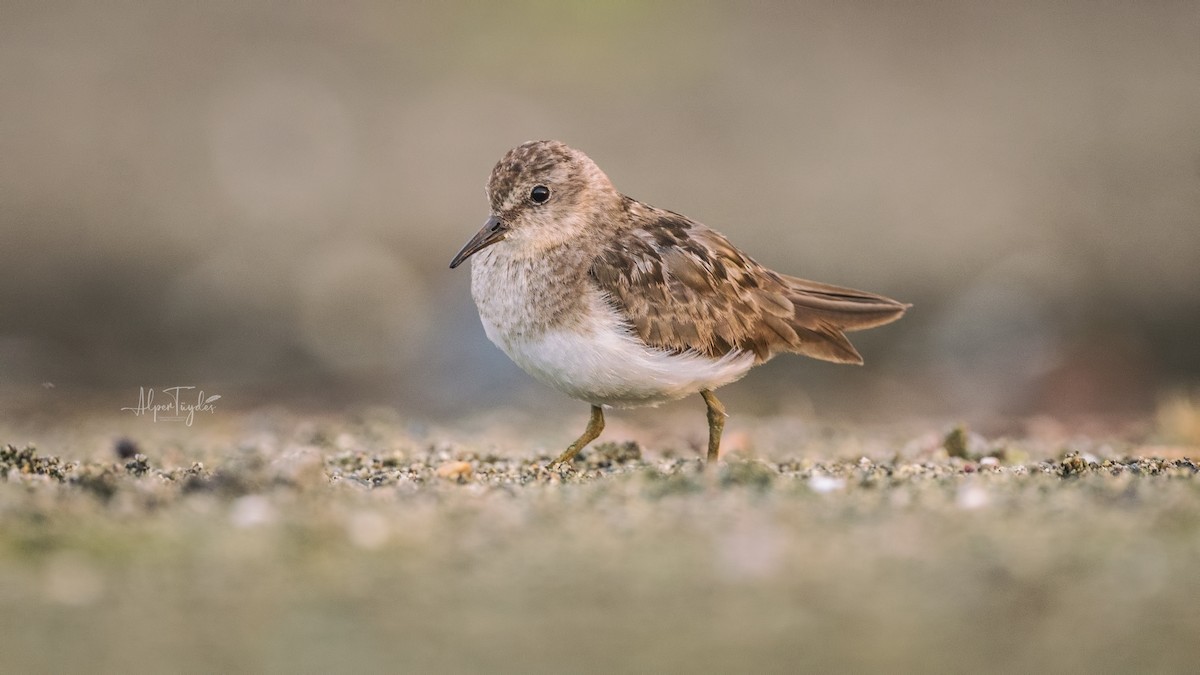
(590, 201, 908, 365)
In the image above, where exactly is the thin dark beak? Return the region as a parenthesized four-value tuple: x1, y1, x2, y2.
(449, 215, 508, 269)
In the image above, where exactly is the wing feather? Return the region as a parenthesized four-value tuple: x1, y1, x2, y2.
(589, 206, 908, 364)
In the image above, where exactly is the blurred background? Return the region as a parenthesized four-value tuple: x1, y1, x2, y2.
(2, 0, 1198, 424)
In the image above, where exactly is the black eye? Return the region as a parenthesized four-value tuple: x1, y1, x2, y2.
(529, 185, 551, 204)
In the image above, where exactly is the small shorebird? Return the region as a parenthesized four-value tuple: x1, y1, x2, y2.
(451, 140, 907, 467)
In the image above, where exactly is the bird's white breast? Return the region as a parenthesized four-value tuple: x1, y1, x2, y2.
(470, 249, 754, 408)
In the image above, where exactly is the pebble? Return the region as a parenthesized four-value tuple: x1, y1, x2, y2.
(436, 460, 473, 481)
(808, 474, 846, 494)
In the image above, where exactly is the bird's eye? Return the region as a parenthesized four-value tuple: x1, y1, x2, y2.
(529, 185, 551, 204)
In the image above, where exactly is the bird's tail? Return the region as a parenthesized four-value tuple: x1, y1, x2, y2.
(779, 276, 909, 365)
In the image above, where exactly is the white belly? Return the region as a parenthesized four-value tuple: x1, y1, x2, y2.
(481, 298, 755, 408)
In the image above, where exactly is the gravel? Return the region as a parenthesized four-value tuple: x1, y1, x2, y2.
(1, 406, 1198, 673)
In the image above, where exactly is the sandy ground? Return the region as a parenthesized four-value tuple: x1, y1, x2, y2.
(1, 402, 1199, 674)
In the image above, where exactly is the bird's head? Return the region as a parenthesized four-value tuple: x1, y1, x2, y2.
(450, 140, 621, 268)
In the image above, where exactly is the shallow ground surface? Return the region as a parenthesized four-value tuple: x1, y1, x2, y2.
(2, 402, 1199, 674)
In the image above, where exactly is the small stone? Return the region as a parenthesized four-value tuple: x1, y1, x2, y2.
(944, 426, 970, 459)
(1060, 452, 1090, 477)
(125, 454, 150, 476)
(808, 474, 846, 494)
(436, 460, 473, 481)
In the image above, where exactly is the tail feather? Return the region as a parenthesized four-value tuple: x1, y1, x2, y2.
(779, 276, 909, 364)
(785, 276, 910, 332)
(791, 322, 865, 365)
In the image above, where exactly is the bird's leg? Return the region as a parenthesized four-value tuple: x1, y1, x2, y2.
(701, 389, 726, 463)
(549, 405, 605, 467)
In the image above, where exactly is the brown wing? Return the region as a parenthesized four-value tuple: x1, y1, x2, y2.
(589, 208, 908, 365)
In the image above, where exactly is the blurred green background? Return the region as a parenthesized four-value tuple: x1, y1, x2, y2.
(3, 1, 1198, 420)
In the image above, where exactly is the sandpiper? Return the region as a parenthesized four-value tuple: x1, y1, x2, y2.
(451, 141, 907, 467)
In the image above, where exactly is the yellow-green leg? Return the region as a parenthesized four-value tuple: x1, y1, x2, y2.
(701, 389, 726, 463)
(549, 405, 605, 467)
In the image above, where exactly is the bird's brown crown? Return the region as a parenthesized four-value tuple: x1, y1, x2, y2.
(485, 140, 618, 224)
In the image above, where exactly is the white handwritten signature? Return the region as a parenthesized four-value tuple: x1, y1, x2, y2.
(120, 386, 220, 426)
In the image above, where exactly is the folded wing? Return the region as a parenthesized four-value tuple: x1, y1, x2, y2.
(589, 208, 908, 365)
